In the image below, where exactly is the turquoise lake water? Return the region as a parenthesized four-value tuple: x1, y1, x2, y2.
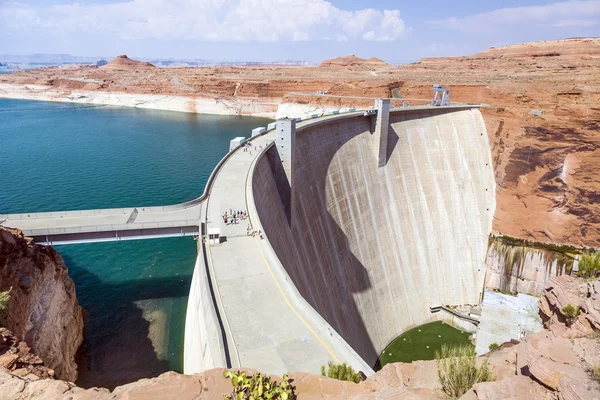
(0, 98, 272, 388)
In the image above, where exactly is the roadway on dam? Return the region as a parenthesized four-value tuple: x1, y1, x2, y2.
(201, 113, 372, 375)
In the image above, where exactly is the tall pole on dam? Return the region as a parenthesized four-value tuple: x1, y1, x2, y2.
(275, 118, 296, 222)
(374, 98, 390, 167)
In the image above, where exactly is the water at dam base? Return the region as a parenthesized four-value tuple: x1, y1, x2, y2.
(0, 98, 271, 388)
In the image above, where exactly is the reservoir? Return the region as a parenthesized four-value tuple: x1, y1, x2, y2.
(0, 98, 271, 388)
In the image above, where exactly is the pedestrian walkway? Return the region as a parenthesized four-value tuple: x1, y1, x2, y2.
(202, 121, 371, 376)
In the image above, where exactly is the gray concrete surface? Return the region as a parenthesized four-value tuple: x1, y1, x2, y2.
(195, 114, 374, 376)
(475, 290, 543, 355)
(252, 106, 495, 365)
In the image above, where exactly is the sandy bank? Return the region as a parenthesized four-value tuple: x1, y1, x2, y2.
(0, 84, 278, 118)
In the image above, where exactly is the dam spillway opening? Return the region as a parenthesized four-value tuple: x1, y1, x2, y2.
(252, 106, 495, 367)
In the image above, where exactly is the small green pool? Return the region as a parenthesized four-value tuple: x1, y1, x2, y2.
(375, 321, 473, 370)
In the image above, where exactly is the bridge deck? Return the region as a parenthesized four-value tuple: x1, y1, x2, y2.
(0, 204, 201, 244)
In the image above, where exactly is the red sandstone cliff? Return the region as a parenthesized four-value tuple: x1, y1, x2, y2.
(0, 227, 84, 382)
(319, 54, 388, 68)
(100, 55, 155, 71)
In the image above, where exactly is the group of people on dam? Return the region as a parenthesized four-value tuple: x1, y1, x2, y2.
(223, 209, 247, 225)
(241, 141, 265, 156)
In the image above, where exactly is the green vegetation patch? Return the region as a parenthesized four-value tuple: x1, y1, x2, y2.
(577, 252, 600, 278)
(0, 289, 11, 328)
(436, 344, 493, 398)
(490, 235, 583, 257)
(375, 321, 472, 370)
(321, 362, 363, 383)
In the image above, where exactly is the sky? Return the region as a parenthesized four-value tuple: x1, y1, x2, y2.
(0, 0, 599, 64)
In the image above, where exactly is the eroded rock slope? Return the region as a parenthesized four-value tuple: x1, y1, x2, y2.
(0, 227, 84, 381)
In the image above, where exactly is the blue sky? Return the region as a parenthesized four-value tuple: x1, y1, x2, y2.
(1, 0, 599, 63)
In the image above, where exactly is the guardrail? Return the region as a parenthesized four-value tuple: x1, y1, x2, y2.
(430, 305, 480, 326)
(22, 219, 201, 236)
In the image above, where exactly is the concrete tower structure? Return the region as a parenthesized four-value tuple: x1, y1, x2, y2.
(275, 118, 296, 221)
(374, 98, 390, 167)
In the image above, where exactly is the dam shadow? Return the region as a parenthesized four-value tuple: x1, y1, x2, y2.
(256, 107, 482, 367)
(259, 116, 381, 364)
(62, 254, 192, 390)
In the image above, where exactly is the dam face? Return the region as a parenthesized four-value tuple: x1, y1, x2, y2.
(252, 107, 495, 365)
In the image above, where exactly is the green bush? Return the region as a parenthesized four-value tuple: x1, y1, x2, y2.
(320, 362, 363, 383)
(222, 370, 294, 400)
(0, 289, 11, 328)
(577, 252, 600, 278)
(562, 304, 580, 326)
(587, 331, 600, 342)
(435, 344, 493, 398)
(488, 342, 499, 351)
(592, 365, 600, 382)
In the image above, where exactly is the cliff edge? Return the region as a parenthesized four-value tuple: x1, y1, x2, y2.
(0, 227, 84, 382)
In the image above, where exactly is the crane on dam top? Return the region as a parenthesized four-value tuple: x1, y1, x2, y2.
(431, 84, 450, 106)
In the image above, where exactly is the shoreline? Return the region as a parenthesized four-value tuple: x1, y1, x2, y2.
(0, 83, 279, 118)
(0, 84, 364, 121)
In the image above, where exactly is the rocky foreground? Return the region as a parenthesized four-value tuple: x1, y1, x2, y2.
(0, 274, 597, 399)
(0, 227, 84, 382)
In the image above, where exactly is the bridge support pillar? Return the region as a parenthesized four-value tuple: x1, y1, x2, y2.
(374, 98, 390, 167)
(275, 118, 296, 222)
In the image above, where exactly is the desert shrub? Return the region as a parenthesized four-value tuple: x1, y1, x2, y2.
(562, 304, 580, 326)
(587, 331, 600, 341)
(577, 252, 600, 278)
(488, 342, 499, 351)
(0, 289, 11, 328)
(591, 365, 600, 382)
(222, 370, 294, 400)
(320, 362, 363, 383)
(435, 344, 493, 398)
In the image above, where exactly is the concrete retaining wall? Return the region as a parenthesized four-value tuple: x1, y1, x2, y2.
(183, 253, 227, 373)
(252, 107, 495, 365)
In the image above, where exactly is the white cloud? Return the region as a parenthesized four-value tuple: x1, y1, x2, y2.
(430, 0, 600, 33)
(0, 0, 411, 42)
(554, 19, 598, 28)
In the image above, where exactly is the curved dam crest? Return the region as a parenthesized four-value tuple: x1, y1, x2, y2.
(252, 107, 495, 364)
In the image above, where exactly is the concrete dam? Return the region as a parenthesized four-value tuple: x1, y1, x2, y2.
(2, 102, 496, 376)
(251, 105, 495, 365)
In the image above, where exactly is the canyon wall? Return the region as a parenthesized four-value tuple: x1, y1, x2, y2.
(0, 227, 84, 381)
(252, 108, 495, 365)
(485, 237, 577, 297)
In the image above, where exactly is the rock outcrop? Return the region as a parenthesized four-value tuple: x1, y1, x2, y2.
(319, 54, 388, 68)
(101, 55, 155, 71)
(0, 227, 84, 382)
(539, 275, 600, 337)
(0, 330, 55, 381)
